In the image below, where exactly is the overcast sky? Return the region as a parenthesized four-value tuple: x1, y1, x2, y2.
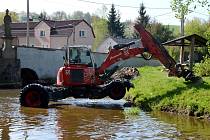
(0, 0, 209, 25)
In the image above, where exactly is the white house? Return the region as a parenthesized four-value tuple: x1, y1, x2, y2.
(96, 37, 142, 53)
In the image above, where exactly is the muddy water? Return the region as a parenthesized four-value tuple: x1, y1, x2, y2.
(0, 90, 210, 140)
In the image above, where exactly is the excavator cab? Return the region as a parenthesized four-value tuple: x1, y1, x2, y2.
(64, 46, 95, 67)
(57, 46, 96, 86)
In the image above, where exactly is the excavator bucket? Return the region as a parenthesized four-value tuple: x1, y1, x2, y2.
(134, 24, 202, 83)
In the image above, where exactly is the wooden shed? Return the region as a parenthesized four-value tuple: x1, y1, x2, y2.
(162, 34, 208, 70)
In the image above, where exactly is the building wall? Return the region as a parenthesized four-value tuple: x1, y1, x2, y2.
(72, 21, 94, 47)
(50, 36, 68, 49)
(18, 36, 35, 46)
(96, 37, 117, 53)
(34, 21, 51, 48)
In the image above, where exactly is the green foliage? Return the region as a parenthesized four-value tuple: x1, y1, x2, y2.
(136, 3, 150, 28)
(124, 107, 140, 116)
(185, 18, 209, 37)
(204, 23, 210, 52)
(168, 25, 180, 37)
(167, 47, 180, 61)
(126, 66, 210, 117)
(170, 0, 209, 18)
(69, 11, 92, 24)
(147, 20, 175, 43)
(107, 4, 124, 38)
(194, 57, 210, 76)
(92, 16, 108, 51)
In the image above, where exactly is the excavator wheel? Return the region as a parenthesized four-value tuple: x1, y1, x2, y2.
(109, 82, 126, 100)
(20, 84, 49, 108)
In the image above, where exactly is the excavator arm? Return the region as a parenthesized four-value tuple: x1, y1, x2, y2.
(97, 24, 200, 82)
(134, 24, 200, 82)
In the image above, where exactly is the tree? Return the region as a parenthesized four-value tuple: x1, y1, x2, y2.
(68, 11, 92, 24)
(70, 11, 84, 19)
(39, 11, 49, 21)
(107, 4, 117, 37)
(51, 11, 67, 20)
(133, 3, 150, 38)
(83, 12, 92, 24)
(107, 4, 124, 37)
(148, 20, 175, 43)
(92, 16, 108, 51)
(185, 18, 208, 37)
(170, 0, 209, 19)
(95, 5, 108, 19)
(124, 20, 134, 38)
(136, 3, 150, 28)
(115, 13, 125, 38)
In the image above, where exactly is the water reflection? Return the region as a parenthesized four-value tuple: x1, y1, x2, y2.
(0, 90, 210, 140)
(151, 111, 210, 139)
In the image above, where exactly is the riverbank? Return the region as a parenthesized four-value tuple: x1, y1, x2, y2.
(125, 66, 210, 120)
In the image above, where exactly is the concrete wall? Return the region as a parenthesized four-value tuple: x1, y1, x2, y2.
(0, 58, 20, 83)
(17, 46, 65, 79)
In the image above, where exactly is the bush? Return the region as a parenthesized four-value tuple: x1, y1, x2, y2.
(194, 56, 210, 76)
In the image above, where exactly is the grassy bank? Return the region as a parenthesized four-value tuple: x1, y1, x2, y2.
(125, 66, 210, 119)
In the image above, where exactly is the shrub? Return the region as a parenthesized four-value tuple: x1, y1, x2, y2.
(194, 56, 210, 76)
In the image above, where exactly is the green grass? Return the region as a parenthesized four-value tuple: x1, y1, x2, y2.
(125, 66, 210, 118)
(123, 107, 140, 116)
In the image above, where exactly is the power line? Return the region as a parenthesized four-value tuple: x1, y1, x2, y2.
(76, 0, 171, 9)
(191, 10, 210, 17)
(153, 12, 173, 17)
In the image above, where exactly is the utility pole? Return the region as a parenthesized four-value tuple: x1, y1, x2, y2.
(179, 13, 184, 64)
(26, 0, 29, 46)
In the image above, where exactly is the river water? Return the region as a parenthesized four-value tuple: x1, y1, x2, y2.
(0, 89, 210, 140)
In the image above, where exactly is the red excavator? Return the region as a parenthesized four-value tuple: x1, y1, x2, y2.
(19, 24, 200, 108)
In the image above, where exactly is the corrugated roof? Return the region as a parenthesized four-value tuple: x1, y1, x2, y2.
(162, 34, 208, 47)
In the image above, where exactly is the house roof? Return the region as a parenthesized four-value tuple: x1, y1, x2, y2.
(0, 19, 95, 37)
(162, 34, 208, 47)
(111, 37, 142, 48)
(44, 20, 82, 28)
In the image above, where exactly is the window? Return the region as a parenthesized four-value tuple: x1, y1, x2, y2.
(40, 30, 45, 37)
(79, 30, 85, 37)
